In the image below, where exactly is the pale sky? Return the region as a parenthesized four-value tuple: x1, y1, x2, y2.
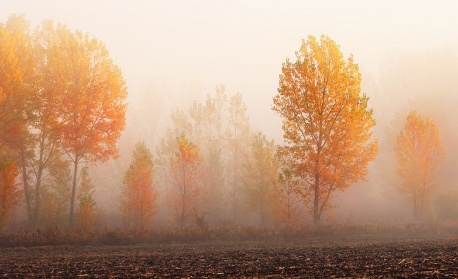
(1, 0, 458, 141)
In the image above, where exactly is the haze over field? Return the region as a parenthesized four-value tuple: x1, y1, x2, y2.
(1, 0, 458, 227)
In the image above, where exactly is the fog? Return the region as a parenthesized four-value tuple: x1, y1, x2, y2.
(2, 0, 458, 228)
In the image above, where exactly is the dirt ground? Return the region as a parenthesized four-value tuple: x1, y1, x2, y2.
(1, 236, 458, 278)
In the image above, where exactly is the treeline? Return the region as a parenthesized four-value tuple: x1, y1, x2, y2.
(1, 15, 454, 234)
(0, 15, 303, 232)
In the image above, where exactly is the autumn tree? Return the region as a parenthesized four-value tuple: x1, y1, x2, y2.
(77, 165, 96, 229)
(16, 20, 64, 226)
(169, 134, 207, 228)
(40, 157, 71, 227)
(190, 85, 227, 222)
(120, 141, 157, 230)
(272, 35, 378, 224)
(275, 168, 303, 227)
(40, 22, 127, 227)
(395, 111, 443, 220)
(243, 132, 278, 226)
(0, 158, 21, 231)
(226, 92, 251, 221)
(0, 16, 32, 224)
(154, 108, 192, 208)
(155, 85, 253, 225)
(211, 87, 228, 221)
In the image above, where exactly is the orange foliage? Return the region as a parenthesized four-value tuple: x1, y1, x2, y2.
(0, 24, 26, 149)
(0, 15, 33, 226)
(395, 111, 443, 220)
(0, 159, 21, 230)
(121, 141, 157, 230)
(272, 35, 378, 224)
(169, 134, 207, 228)
(37, 21, 127, 227)
(23, 20, 63, 226)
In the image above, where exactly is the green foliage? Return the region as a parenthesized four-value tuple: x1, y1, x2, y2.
(243, 132, 278, 226)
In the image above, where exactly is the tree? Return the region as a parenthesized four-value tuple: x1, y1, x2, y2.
(1, 15, 34, 223)
(77, 165, 96, 229)
(226, 92, 251, 221)
(243, 132, 278, 226)
(40, 157, 71, 227)
(272, 35, 378, 224)
(395, 111, 443, 220)
(206, 86, 227, 219)
(156, 86, 253, 224)
(42, 22, 127, 227)
(275, 168, 303, 228)
(16, 20, 63, 227)
(0, 158, 21, 231)
(190, 85, 227, 222)
(120, 141, 157, 230)
(169, 134, 207, 228)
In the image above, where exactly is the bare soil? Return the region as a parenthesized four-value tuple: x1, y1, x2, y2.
(1, 236, 458, 278)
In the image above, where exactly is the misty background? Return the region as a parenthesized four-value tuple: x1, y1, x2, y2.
(2, 0, 458, 226)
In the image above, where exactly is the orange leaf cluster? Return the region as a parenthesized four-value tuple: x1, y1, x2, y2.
(0, 159, 21, 230)
(121, 141, 157, 230)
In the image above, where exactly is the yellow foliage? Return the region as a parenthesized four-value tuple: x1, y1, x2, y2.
(272, 35, 378, 224)
(0, 24, 26, 148)
(395, 111, 443, 220)
(34, 21, 128, 227)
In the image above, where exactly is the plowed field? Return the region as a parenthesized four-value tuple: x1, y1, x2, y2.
(1, 237, 457, 278)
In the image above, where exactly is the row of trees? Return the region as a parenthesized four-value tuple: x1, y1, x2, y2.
(0, 15, 127, 231)
(1, 14, 445, 231)
(273, 36, 443, 224)
(119, 85, 299, 229)
(119, 36, 445, 230)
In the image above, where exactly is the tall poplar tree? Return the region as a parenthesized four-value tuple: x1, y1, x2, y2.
(121, 141, 157, 229)
(273, 35, 378, 224)
(395, 111, 443, 220)
(45, 23, 128, 227)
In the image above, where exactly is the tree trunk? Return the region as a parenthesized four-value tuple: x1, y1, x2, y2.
(413, 183, 417, 220)
(69, 158, 79, 228)
(313, 175, 320, 225)
(313, 144, 321, 225)
(33, 168, 43, 227)
(313, 127, 323, 225)
(20, 150, 32, 222)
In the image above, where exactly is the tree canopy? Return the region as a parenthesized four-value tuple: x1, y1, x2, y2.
(273, 35, 378, 224)
(395, 111, 443, 220)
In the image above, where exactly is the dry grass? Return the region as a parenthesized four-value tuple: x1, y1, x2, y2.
(1, 221, 456, 248)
